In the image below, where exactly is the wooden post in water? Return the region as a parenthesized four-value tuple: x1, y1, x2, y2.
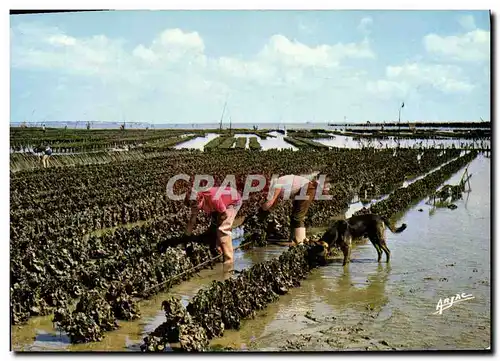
(219, 100, 227, 132)
(466, 169, 472, 192)
(459, 166, 472, 192)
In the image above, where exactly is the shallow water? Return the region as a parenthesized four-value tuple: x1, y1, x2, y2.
(173, 133, 219, 150)
(11, 155, 490, 352)
(215, 154, 491, 351)
(256, 132, 297, 151)
(316, 136, 490, 150)
(11, 242, 287, 352)
(172, 132, 298, 151)
(344, 152, 469, 218)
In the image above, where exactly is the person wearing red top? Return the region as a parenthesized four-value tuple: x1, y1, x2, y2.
(185, 186, 242, 264)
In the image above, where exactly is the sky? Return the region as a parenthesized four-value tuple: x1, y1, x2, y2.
(9, 10, 491, 124)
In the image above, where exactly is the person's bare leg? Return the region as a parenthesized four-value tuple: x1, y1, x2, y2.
(220, 233, 234, 264)
(222, 261, 234, 279)
(218, 206, 238, 264)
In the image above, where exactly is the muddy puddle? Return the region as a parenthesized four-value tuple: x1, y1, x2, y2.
(11, 154, 490, 352)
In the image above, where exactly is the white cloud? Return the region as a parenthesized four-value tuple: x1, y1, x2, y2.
(132, 44, 158, 62)
(11, 21, 378, 122)
(11, 21, 375, 83)
(46, 34, 77, 46)
(157, 28, 204, 51)
(357, 17, 373, 35)
(10, 19, 487, 123)
(11, 23, 128, 77)
(257, 34, 374, 69)
(423, 28, 490, 62)
(458, 15, 476, 31)
(367, 62, 474, 98)
(366, 79, 409, 99)
(217, 57, 276, 84)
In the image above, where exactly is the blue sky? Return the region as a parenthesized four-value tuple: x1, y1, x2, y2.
(10, 10, 490, 124)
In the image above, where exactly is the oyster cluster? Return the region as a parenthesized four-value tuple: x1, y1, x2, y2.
(355, 151, 478, 219)
(51, 237, 215, 343)
(11, 147, 465, 331)
(141, 244, 326, 352)
(53, 290, 118, 343)
(141, 297, 208, 352)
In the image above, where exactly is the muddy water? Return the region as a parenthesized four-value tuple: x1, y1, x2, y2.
(11, 242, 287, 352)
(213, 154, 490, 351)
(12, 155, 490, 352)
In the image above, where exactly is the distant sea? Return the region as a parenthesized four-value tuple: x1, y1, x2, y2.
(10, 121, 487, 131)
(10, 121, 335, 130)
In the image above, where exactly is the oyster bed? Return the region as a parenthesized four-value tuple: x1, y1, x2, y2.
(353, 151, 478, 219)
(138, 151, 479, 352)
(11, 149, 463, 330)
(141, 244, 326, 352)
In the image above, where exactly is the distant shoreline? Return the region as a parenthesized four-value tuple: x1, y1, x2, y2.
(9, 120, 490, 131)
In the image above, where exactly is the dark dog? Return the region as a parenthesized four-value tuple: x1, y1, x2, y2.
(320, 214, 407, 266)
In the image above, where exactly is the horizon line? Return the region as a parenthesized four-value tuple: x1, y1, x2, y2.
(9, 120, 490, 124)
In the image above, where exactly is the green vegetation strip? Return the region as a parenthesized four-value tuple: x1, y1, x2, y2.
(234, 138, 247, 149)
(287, 130, 333, 139)
(218, 137, 236, 149)
(295, 137, 329, 149)
(248, 137, 261, 150)
(204, 136, 226, 150)
(284, 137, 328, 149)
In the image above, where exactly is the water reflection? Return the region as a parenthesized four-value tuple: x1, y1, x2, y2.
(318, 259, 391, 312)
(174, 133, 219, 150)
(259, 132, 297, 151)
(316, 136, 490, 150)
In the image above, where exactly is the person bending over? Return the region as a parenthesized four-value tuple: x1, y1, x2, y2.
(185, 186, 242, 264)
(261, 174, 330, 245)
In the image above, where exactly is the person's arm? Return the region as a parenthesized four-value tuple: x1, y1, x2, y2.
(261, 187, 281, 211)
(185, 205, 199, 235)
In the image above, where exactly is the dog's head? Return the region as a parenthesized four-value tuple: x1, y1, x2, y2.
(320, 219, 352, 250)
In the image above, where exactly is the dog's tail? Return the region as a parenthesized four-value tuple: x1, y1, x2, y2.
(382, 216, 407, 234)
